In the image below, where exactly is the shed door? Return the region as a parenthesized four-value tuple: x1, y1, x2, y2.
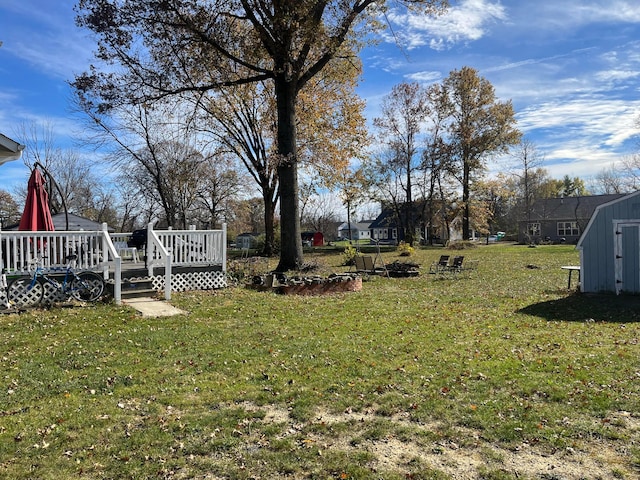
(614, 222, 640, 294)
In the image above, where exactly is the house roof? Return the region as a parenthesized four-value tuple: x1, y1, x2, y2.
(370, 207, 416, 229)
(52, 213, 115, 232)
(338, 221, 372, 231)
(0, 133, 25, 166)
(576, 190, 640, 249)
(6, 212, 114, 232)
(527, 194, 626, 221)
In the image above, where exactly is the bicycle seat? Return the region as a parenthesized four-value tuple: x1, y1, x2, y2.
(66, 254, 78, 262)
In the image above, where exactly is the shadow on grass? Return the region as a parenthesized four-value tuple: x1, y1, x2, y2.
(518, 292, 640, 323)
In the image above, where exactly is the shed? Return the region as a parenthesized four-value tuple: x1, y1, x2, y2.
(301, 231, 324, 247)
(576, 191, 640, 294)
(236, 232, 257, 250)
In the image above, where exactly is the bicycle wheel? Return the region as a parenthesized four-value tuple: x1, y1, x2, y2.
(7, 277, 44, 307)
(71, 272, 105, 302)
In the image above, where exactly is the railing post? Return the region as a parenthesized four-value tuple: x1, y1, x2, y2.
(147, 222, 154, 277)
(165, 250, 171, 301)
(102, 223, 122, 304)
(222, 223, 227, 273)
(101, 223, 109, 278)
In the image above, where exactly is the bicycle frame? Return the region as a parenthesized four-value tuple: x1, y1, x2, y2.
(7, 255, 105, 307)
(37, 264, 78, 296)
(23, 256, 90, 299)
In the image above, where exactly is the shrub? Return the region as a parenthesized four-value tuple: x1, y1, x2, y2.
(342, 245, 359, 266)
(447, 240, 478, 250)
(397, 241, 415, 256)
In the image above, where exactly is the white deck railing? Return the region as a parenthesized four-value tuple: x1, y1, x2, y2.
(148, 225, 227, 270)
(0, 224, 122, 303)
(0, 223, 227, 305)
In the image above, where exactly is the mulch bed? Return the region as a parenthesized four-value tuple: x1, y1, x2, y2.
(246, 273, 362, 295)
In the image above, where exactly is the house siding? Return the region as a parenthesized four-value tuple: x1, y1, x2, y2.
(519, 194, 625, 244)
(577, 191, 640, 294)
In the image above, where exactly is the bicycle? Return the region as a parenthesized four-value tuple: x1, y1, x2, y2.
(6, 255, 105, 307)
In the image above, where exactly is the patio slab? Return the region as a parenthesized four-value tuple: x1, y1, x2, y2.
(122, 297, 186, 317)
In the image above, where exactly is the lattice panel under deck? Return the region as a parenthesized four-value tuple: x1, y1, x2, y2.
(2, 280, 70, 307)
(0, 290, 9, 307)
(41, 282, 72, 304)
(152, 271, 227, 292)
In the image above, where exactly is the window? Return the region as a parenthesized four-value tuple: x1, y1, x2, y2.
(557, 221, 579, 236)
(373, 228, 388, 240)
(527, 222, 540, 236)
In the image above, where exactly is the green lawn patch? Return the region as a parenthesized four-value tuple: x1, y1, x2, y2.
(2, 245, 639, 479)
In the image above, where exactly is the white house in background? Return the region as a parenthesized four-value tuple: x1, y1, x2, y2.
(0, 133, 25, 166)
(337, 221, 373, 241)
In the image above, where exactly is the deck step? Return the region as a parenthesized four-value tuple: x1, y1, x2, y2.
(106, 278, 158, 299)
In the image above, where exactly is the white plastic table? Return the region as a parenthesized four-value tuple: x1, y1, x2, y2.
(561, 265, 580, 290)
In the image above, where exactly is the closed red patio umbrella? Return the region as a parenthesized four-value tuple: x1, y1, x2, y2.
(18, 168, 55, 232)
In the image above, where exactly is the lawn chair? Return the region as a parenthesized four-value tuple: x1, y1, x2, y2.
(355, 255, 377, 274)
(354, 255, 388, 276)
(429, 255, 450, 274)
(446, 256, 465, 275)
(113, 241, 139, 263)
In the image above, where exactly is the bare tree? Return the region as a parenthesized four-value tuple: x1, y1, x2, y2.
(196, 81, 280, 254)
(15, 121, 107, 222)
(76, 102, 216, 228)
(195, 155, 252, 229)
(591, 164, 626, 194)
(618, 154, 640, 191)
(373, 82, 429, 245)
(509, 139, 545, 224)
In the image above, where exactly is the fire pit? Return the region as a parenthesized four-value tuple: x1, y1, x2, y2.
(385, 260, 420, 277)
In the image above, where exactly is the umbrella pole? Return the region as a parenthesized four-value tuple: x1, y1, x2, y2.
(33, 162, 69, 231)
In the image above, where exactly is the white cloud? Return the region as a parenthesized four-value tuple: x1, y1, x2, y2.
(2, 0, 94, 80)
(405, 71, 442, 83)
(515, 97, 640, 178)
(563, 1, 640, 25)
(384, 0, 508, 50)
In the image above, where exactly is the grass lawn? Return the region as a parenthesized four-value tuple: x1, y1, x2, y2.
(2, 244, 640, 479)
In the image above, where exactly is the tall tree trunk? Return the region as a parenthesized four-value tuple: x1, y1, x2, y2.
(462, 160, 470, 240)
(405, 157, 415, 246)
(275, 76, 303, 271)
(263, 193, 276, 256)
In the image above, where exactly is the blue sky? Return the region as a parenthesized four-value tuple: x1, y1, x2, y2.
(1, 0, 640, 195)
